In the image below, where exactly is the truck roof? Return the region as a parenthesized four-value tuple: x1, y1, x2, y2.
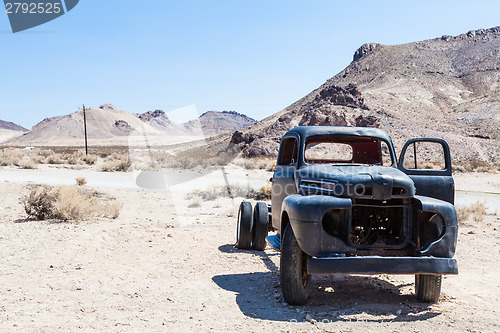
(284, 126, 393, 143)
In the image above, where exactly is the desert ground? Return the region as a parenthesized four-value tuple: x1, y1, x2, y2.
(0, 161, 499, 332)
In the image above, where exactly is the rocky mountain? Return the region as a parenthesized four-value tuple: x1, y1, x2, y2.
(229, 26, 500, 163)
(0, 120, 28, 144)
(184, 111, 256, 136)
(0, 120, 27, 132)
(136, 109, 256, 137)
(136, 109, 189, 135)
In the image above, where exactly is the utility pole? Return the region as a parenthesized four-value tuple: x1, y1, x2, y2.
(78, 105, 90, 155)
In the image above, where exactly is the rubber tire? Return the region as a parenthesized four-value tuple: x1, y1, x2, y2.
(235, 201, 253, 249)
(415, 214, 442, 302)
(280, 223, 311, 305)
(415, 274, 442, 303)
(252, 202, 269, 251)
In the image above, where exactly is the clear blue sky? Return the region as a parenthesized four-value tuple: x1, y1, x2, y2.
(0, 0, 499, 129)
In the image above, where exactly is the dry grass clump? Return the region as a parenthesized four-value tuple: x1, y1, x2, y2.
(20, 149, 97, 166)
(188, 195, 203, 208)
(102, 201, 121, 219)
(186, 183, 272, 202)
(17, 158, 37, 169)
(457, 201, 487, 224)
(256, 183, 272, 200)
(0, 150, 39, 169)
(82, 154, 97, 165)
(158, 144, 241, 170)
(45, 153, 65, 165)
(62, 153, 85, 165)
(419, 161, 445, 170)
(100, 153, 131, 172)
(28, 154, 45, 164)
(75, 177, 87, 186)
(0, 149, 25, 166)
(237, 157, 276, 171)
(129, 149, 174, 171)
(454, 159, 497, 173)
(22, 185, 121, 221)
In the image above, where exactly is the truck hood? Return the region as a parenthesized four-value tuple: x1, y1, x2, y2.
(296, 164, 416, 200)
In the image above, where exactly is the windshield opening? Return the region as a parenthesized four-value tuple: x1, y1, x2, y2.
(304, 135, 393, 166)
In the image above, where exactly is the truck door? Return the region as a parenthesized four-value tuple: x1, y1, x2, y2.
(271, 134, 299, 230)
(398, 138, 454, 204)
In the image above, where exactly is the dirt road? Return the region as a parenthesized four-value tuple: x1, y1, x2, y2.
(0, 169, 498, 332)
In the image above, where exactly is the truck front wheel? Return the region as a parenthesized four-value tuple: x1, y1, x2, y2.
(415, 274, 442, 303)
(415, 214, 443, 302)
(280, 223, 311, 305)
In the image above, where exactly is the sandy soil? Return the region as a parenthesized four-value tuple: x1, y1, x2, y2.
(0, 168, 498, 332)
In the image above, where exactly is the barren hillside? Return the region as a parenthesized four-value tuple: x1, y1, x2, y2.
(229, 27, 500, 163)
(6, 104, 163, 146)
(6, 105, 256, 147)
(184, 111, 256, 136)
(0, 120, 28, 144)
(137, 109, 256, 137)
(0, 120, 27, 132)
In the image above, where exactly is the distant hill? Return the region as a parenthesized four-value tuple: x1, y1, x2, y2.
(136, 109, 256, 137)
(6, 105, 256, 146)
(228, 26, 500, 163)
(8, 104, 162, 146)
(136, 109, 191, 136)
(0, 120, 28, 144)
(184, 111, 256, 136)
(0, 120, 27, 132)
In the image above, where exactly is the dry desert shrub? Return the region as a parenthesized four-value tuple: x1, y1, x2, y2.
(82, 154, 98, 165)
(62, 153, 85, 165)
(100, 153, 131, 172)
(22, 185, 121, 221)
(103, 201, 121, 219)
(256, 183, 272, 200)
(45, 153, 65, 165)
(28, 154, 44, 164)
(33, 150, 97, 166)
(0, 150, 39, 169)
(188, 195, 203, 208)
(129, 149, 173, 171)
(36, 149, 56, 157)
(159, 144, 241, 170)
(454, 159, 496, 173)
(457, 201, 487, 224)
(0, 149, 25, 166)
(186, 183, 271, 202)
(186, 185, 234, 201)
(239, 156, 276, 171)
(17, 158, 37, 169)
(75, 177, 87, 186)
(419, 161, 445, 170)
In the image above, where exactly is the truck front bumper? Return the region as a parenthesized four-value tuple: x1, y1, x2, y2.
(308, 256, 458, 275)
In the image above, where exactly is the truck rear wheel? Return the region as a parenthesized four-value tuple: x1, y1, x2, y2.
(235, 201, 253, 249)
(280, 223, 311, 305)
(252, 202, 269, 251)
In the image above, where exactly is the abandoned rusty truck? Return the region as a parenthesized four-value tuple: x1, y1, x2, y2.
(236, 126, 458, 305)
